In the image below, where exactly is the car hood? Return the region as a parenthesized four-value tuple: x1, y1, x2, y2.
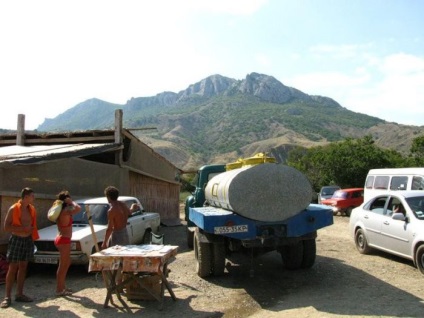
(36, 224, 107, 241)
(321, 198, 342, 205)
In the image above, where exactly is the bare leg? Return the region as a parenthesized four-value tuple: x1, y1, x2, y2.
(56, 244, 71, 293)
(4, 263, 19, 299)
(15, 261, 28, 296)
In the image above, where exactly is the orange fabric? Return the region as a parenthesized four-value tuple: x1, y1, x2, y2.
(12, 200, 39, 241)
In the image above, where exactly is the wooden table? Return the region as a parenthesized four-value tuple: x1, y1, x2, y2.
(89, 244, 178, 312)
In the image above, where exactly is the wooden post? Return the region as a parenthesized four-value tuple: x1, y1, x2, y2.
(17, 114, 25, 146)
(114, 109, 123, 166)
(85, 205, 100, 252)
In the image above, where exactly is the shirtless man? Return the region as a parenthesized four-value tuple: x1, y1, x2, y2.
(1, 188, 39, 308)
(101, 186, 139, 249)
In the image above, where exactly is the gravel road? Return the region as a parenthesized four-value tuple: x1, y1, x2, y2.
(1, 214, 424, 318)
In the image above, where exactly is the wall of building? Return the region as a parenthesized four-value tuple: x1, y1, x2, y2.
(129, 172, 180, 221)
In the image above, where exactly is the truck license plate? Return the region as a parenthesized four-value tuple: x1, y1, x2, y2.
(34, 257, 58, 264)
(214, 225, 248, 234)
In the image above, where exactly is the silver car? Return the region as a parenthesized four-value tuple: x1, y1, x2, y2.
(349, 191, 424, 274)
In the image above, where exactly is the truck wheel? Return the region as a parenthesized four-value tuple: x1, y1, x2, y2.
(280, 241, 304, 270)
(415, 245, 424, 275)
(194, 230, 212, 278)
(345, 207, 353, 217)
(187, 228, 194, 250)
(212, 242, 226, 276)
(355, 228, 371, 254)
(301, 239, 316, 268)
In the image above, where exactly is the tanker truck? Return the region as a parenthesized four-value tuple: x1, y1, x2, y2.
(185, 153, 333, 278)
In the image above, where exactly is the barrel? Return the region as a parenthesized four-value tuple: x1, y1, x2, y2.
(205, 163, 313, 222)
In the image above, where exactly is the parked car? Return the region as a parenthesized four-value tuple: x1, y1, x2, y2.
(33, 196, 161, 266)
(349, 191, 424, 274)
(317, 185, 340, 204)
(321, 188, 364, 216)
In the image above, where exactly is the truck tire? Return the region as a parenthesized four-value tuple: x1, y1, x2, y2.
(187, 228, 194, 250)
(280, 241, 304, 270)
(301, 239, 316, 268)
(194, 230, 212, 278)
(212, 242, 226, 276)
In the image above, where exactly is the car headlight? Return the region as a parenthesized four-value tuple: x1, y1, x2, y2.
(70, 241, 81, 251)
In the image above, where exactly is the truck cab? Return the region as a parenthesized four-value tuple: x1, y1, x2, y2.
(185, 164, 226, 247)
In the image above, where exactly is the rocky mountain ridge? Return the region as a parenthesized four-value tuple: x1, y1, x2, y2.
(37, 73, 424, 171)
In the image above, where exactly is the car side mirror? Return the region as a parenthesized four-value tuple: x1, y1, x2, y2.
(392, 212, 406, 221)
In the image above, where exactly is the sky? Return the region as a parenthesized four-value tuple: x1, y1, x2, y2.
(1, 0, 423, 130)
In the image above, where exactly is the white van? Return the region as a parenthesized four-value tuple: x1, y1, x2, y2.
(364, 168, 424, 202)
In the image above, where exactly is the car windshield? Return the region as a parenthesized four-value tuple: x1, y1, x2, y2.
(332, 191, 348, 199)
(406, 196, 424, 220)
(322, 187, 339, 196)
(73, 203, 109, 225)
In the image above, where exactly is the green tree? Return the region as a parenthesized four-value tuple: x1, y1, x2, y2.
(410, 135, 424, 166)
(287, 136, 407, 190)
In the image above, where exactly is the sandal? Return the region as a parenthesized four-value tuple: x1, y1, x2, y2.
(15, 294, 33, 302)
(56, 289, 73, 297)
(0, 297, 11, 308)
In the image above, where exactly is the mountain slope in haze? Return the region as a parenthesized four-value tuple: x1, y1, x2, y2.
(37, 73, 424, 171)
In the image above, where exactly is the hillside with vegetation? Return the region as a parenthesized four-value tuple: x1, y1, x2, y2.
(36, 73, 424, 171)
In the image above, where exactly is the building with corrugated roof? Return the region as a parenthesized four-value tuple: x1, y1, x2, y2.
(0, 110, 181, 250)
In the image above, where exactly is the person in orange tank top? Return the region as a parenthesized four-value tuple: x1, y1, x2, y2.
(1, 188, 39, 309)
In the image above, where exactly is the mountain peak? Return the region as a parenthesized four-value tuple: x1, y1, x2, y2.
(238, 72, 310, 104)
(178, 74, 236, 100)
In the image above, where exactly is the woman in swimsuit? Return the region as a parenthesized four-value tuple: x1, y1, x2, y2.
(54, 190, 81, 296)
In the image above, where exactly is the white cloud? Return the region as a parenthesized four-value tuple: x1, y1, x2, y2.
(285, 52, 424, 126)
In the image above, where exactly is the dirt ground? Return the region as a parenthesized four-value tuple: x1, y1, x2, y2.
(1, 211, 424, 318)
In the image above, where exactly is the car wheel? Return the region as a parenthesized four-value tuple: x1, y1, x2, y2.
(142, 229, 152, 244)
(355, 228, 371, 254)
(345, 207, 353, 217)
(415, 245, 424, 275)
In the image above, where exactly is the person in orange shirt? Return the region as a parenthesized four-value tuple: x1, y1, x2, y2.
(1, 187, 39, 309)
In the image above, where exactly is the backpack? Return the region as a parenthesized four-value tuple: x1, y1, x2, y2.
(47, 200, 63, 222)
